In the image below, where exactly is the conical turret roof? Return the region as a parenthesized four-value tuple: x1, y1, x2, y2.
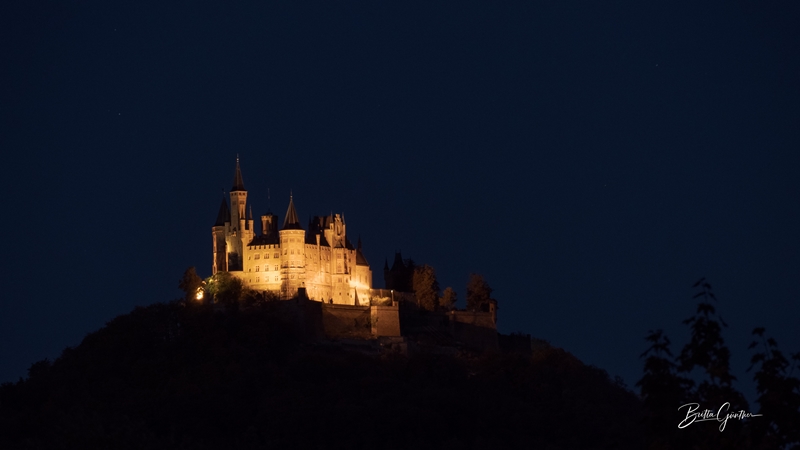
(231, 155, 245, 192)
(214, 194, 230, 226)
(282, 194, 303, 230)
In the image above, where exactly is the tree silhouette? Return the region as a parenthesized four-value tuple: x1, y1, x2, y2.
(639, 278, 753, 449)
(637, 329, 692, 448)
(412, 265, 440, 311)
(178, 267, 203, 302)
(439, 286, 457, 311)
(466, 274, 493, 312)
(747, 327, 800, 449)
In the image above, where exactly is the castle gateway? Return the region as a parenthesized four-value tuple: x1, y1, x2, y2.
(212, 158, 373, 304)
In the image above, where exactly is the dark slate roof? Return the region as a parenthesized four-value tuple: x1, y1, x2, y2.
(345, 237, 355, 250)
(231, 156, 245, 192)
(307, 215, 326, 235)
(390, 252, 405, 271)
(214, 195, 230, 226)
(318, 233, 330, 247)
(356, 248, 369, 266)
(248, 233, 280, 246)
(281, 195, 303, 230)
(355, 236, 368, 265)
(305, 232, 317, 245)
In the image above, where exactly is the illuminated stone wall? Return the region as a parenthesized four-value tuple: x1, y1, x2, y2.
(212, 161, 373, 304)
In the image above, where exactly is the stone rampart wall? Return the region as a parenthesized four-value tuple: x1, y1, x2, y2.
(321, 303, 372, 339)
(370, 305, 401, 337)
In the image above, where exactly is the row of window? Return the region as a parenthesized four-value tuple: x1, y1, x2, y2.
(251, 253, 280, 260)
(253, 276, 280, 283)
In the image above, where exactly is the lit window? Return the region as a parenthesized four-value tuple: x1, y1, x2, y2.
(274, 265, 278, 271)
(256, 277, 260, 282)
(274, 253, 279, 258)
(255, 266, 260, 272)
(284, 249, 287, 255)
(265, 253, 270, 259)
(275, 276, 278, 281)
(254, 254, 260, 260)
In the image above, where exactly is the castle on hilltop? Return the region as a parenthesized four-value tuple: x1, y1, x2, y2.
(212, 157, 373, 303)
(210, 157, 507, 350)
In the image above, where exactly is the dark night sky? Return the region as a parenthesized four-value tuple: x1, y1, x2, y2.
(2, 1, 799, 403)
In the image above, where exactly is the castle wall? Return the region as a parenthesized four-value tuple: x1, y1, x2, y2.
(321, 303, 372, 339)
(370, 305, 401, 337)
(242, 244, 282, 290)
(448, 311, 498, 349)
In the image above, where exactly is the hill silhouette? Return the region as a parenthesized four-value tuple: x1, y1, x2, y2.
(0, 300, 643, 449)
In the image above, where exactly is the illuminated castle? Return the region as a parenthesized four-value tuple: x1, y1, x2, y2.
(211, 157, 373, 303)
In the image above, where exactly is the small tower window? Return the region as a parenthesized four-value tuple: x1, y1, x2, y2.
(254, 254, 260, 260)
(265, 253, 270, 259)
(255, 266, 260, 272)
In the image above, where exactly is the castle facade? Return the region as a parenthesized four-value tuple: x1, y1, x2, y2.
(212, 158, 372, 304)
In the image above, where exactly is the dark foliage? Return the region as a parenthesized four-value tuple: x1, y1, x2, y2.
(639, 278, 800, 449)
(637, 329, 693, 448)
(439, 287, 457, 311)
(0, 300, 644, 449)
(747, 328, 800, 449)
(178, 267, 203, 303)
(412, 265, 440, 311)
(466, 274, 494, 312)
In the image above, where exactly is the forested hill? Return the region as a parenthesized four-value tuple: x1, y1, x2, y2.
(0, 301, 643, 449)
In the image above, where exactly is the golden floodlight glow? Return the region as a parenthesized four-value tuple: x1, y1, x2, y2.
(195, 288, 204, 301)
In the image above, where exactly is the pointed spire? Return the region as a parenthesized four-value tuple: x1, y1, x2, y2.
(214, 192, 230, 226)
(281, 194, 302, 230)
(355, 236, 369, 266)
(248, 204, 253, 220)
(231, 155, 245, 192)
(391, 251, 405, 271)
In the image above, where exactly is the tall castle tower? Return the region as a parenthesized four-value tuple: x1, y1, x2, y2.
(211, 157, 372, 303)
(279, 195, 305, 298)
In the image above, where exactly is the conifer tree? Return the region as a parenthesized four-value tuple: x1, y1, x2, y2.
(676, 278, 749, 448)
(747, 327, 800, 449)
(412, 265, 440, 311)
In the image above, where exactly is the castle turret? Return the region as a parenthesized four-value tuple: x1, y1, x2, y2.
(279, 194, 305, 298)
(212, 193, 230, 274)
(230, 155, 247, 226)
(227, 156, 247, 270)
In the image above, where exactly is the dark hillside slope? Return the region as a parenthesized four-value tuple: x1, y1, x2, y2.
(0, 301, 644, 449)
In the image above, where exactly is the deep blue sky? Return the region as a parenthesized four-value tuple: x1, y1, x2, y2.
(2, 1, 799, 403)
